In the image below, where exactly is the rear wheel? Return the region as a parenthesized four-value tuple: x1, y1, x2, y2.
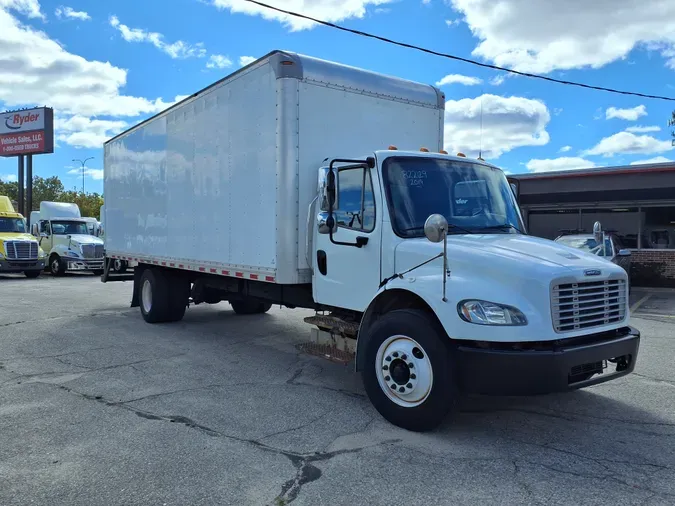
(167, 274, 190, 322)
(230, 300, 272, 315)
(24, 270, 41, 278)
(361, 309, 457, 432)
(139, 269, 171, 323)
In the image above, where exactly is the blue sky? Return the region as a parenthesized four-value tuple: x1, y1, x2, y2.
(1, 0, 675, 194)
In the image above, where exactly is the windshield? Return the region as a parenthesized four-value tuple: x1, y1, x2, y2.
(382, 157, 524, 238)
(0, 217, 26, 233)
(556, 236, 613, 257)
(51, 220, 89, 235)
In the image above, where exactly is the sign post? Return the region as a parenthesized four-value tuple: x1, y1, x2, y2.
(1, 106, 54, 218)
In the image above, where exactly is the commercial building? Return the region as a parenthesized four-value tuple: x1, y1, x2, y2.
(512, 161, 675, 287)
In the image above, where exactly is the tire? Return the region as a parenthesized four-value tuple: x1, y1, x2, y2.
(112, 259, 127, 273)
(139, 269, 171, 323)
(24, 270, 41, 278)
(166, 274, 190, 322)
(230, 300, 272, 315)
(361, 309, 457, 432)
(49, 254, 66, 276)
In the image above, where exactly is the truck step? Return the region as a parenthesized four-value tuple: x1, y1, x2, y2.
(297, 327, 355, 365)
(303, 315, 360, 337)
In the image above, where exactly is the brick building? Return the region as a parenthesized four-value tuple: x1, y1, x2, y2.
(511, 161, 675, 287)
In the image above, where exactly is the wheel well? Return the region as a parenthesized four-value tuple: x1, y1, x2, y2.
(355, 289, 443, 371)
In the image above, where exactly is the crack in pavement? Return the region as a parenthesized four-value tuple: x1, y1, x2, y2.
(0, 309, 133, 328)
(36, 381, 399, 506)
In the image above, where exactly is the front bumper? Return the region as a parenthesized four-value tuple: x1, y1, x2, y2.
(66, 259, 104, 271)
(456, 326, 640, 396)
(0, 259, 45, 273)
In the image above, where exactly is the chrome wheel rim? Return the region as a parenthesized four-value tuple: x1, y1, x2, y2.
(141, 279, 153, 313)
(375, 335, 433, 408)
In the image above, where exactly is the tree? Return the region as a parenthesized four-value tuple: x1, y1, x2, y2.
(0, 179, 18, 202)
(59, 190, 104, 219)
(33, 176, 64, 206)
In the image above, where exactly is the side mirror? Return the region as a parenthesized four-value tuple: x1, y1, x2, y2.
(424, 214, 449, 243)
(40, 232, 49, 238)
(618, 248, 632, 257)
(31, 223, 38, 236)
(317, 212, 337, 235)
(593, 221, 603, 244)
(318, 167, 339, 212)
(507, 177, 520, 201)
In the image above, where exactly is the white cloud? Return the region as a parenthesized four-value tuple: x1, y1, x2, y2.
(55, 5, 90, 20)
(0, 0, 43, 20)
(559, 145, 572, 153)
(55, 115, 129, 149)
(435, 74, 483, 87)
(625, 125, 661, 133)
(490, 74, 506, 86)
(584, 132, 673, 157)
(0, 6, 182, 118)
(206, 54, 233, 69)
(445, 19, 461, 27)
(443, 94, 550, 159)
(605, 105, 647, 121)
(1, 173, 18, 182)
(238, 55, 256, 67)
(67, 167, 104, 180)
(630, 156, 672, 165)
(448, 0, 675, 73)
(209, 0, 395, 31)
(526, 157, 596, 173)
(109, 15, 206, 59)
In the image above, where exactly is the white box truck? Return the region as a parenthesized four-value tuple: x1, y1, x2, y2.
(31, 201, 105, 276)
(103, 51, 640, 431)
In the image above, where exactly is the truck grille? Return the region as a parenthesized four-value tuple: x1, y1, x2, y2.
(4, 240, 38, 260)
(552, 279, 627, 333)
(81, 244, 105, 259)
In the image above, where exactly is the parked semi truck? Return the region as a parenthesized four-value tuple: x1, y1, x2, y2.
(103, 51, 640, 431)
(31, 201, 105, 276)
(0, 196, 46, 277)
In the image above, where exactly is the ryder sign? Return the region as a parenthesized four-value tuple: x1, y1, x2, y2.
(0, 106, 54, 157)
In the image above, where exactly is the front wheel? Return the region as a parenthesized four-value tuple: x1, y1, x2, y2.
(361, 309, 457, 432)
(49, 255, 66, 276)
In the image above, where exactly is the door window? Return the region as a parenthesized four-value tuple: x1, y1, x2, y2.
(335, 167, 376, 232)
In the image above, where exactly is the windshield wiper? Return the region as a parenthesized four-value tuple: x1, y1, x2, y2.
(401, 223, 475, 235)
(472, 223, 526, 235)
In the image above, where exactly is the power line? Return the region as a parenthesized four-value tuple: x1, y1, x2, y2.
(244, 0, 675, 102)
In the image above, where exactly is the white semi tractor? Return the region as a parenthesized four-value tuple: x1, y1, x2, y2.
(31, 201, 105, 276)
(103, 51, 640, 431)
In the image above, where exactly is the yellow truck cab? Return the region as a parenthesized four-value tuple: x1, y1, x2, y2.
(0, 196, 46, 277)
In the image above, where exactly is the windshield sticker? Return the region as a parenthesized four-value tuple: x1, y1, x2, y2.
(403, 170, 427, 187)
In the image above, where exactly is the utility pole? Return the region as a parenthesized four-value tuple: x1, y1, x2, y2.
(72, 157, 94, 194)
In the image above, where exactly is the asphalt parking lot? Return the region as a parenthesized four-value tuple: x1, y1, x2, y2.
(1, 274, 674, 506)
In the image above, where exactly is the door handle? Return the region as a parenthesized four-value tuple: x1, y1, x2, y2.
(355, 236, 368, 248)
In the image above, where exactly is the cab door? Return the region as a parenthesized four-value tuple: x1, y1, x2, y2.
(312, 164, 382, 311)
(38, 220, 53, 253)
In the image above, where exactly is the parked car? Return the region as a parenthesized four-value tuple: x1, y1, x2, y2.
(554, 223, 632, 274)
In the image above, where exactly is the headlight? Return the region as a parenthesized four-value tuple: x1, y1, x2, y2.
(38, 249, 46, 259)
(458, 300, 527, 326)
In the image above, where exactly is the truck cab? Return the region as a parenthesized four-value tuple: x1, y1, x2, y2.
(32, 201, 105, 276)
(311, 149, 638, 430)
(0, 196, 46, 277)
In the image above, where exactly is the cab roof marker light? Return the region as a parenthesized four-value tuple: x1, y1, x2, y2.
(388, 145, 398, 150)
(420, 147, 430, 152)
(457, 152, 466, 157)
(439, 150, 448, 154)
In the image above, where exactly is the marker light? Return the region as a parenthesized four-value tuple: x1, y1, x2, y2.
(420, 147, 430, 152)
(456, 152, 466, 157)
(439, 150, 448, 154)
(388, 145, 398, 150)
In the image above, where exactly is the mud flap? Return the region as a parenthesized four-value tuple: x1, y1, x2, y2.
(130, 267, 142, 308)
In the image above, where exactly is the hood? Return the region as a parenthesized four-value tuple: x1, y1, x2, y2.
(0, 233, 37, 242)
(62, 234, 104, 245)
(395, 233, 623, 281)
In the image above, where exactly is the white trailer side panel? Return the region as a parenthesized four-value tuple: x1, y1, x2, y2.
(105, 60, 279, 278)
